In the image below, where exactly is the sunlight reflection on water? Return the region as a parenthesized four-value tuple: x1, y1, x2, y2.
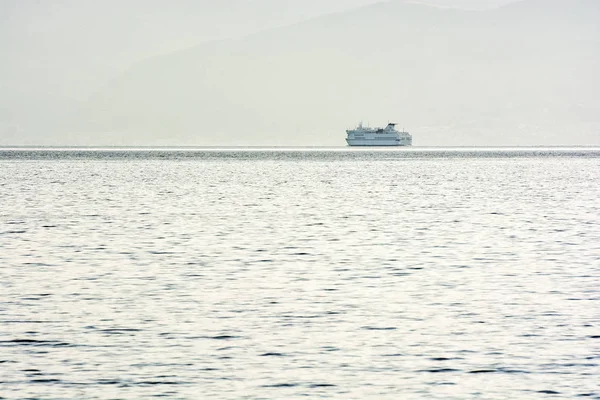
(1, 148, 599, 399)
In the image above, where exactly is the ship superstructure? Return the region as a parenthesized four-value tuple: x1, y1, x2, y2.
(346, 122, 412, 146)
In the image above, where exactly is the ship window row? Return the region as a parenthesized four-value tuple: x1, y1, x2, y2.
(351, 135, 410, 139)
(351, 137, 410, 140)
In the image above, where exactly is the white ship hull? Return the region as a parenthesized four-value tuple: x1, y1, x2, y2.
(346, 138, 410, 146)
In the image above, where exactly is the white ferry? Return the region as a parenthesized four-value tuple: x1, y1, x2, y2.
(346, 122, 412, 146)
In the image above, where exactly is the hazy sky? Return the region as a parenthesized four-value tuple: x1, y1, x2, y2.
(1, 0, 597, 146)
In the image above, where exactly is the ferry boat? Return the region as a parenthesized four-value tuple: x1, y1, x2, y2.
(346, 122, 412, 146)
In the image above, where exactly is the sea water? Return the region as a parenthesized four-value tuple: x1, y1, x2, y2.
(1, 148, 599, 399)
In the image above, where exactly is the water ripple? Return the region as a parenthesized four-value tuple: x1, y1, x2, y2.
(1, 148, 598, 399)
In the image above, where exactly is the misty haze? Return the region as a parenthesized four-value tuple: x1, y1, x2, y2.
(1, 0, 599, 146)
(2, 2, 600, 399)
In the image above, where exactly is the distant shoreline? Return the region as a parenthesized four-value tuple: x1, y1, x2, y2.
(1, 145, 600, 150)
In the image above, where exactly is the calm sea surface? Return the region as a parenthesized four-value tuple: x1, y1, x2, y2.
(1, 148, 599, 399)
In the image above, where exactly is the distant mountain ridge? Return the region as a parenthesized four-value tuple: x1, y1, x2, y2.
(3, 0, 598, 145)
(59, 0, 599, 146)
(0, 0, 381, 144)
